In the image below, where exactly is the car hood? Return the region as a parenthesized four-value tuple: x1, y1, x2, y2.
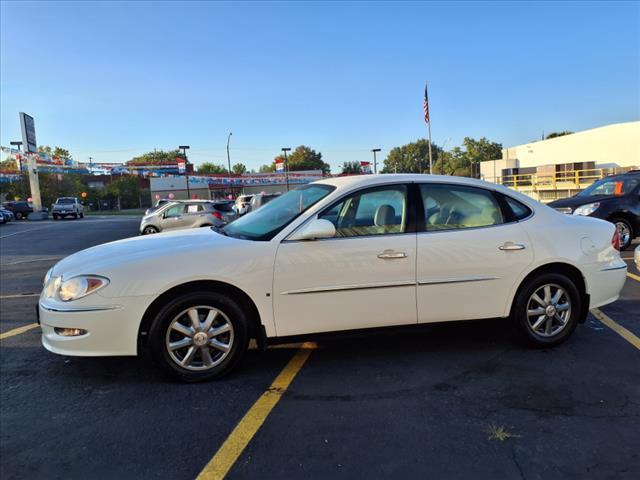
(547, 195, 616, 209)
(52, 227, 238, 278)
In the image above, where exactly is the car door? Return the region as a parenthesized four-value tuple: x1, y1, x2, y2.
(183, 203, 206, 228)
(416, 183, 534, 323)
(160, 203, 188, 231)
(273, 184, 417, 337)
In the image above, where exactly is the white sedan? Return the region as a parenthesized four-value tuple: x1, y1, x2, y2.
(39, 175, 627, 381)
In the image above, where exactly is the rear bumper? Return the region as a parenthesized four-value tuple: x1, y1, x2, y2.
(586, 263, 627, 309)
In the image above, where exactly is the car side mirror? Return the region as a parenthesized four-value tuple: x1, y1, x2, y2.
(289, 218, 336, 241)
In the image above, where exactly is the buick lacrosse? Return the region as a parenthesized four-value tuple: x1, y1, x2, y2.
(39, 175, 627, 381)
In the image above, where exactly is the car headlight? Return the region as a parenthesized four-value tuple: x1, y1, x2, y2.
(573, 202, 600, 216)
(58, 275, 109, 302)
(43, 268, 53, 286)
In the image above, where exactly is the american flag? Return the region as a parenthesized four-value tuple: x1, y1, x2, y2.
(423, 83, 430, 124)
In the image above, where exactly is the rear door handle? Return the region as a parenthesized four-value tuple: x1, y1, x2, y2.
(499, 242, 526, 251)
(378, 250, 408, 259)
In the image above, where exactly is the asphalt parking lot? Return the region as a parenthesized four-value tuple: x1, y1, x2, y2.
(1, 217, 639, 480)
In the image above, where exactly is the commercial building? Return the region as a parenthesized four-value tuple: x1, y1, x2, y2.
(481, 121, 640, 201)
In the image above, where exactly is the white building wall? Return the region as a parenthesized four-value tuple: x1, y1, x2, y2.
(502, 121, 640, 169)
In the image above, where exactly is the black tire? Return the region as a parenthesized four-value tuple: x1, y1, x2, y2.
(79, 212, 84, 218)
(148, 291, 250, 382)
(53, 214, 59, 220)
(73, 213, 78, 219)
(15, 212, 22, 220)
(512, 273, 581, 348)
(142, 225, 159, 235)
(610, 217, 634, 250)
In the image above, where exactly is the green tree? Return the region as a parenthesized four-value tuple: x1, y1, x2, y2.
(126, 150, 185, 165)
(274, 145, 330, 174)
(463, 137, 502, 178)
(434, 147, 471, 176)
(381, 139, 442, 174)
(259, 163, 275, 173)
(198, 162, 227, 174)
(103, 176, 141, 209)
(341, 161, 363, 174)
(545, 131, 573, 139)
(232, 163, 247, 175)
(38, 146, 72, 159)
(0, 158, 18, 172)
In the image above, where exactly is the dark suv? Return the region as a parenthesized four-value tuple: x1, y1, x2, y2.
(548, 171, 640, 250)
(2, 201, 33, 220)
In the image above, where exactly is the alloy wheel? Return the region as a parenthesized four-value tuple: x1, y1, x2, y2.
(615, 221, 631, 249)
(526, 283, 572, 337)
(165, 306, 234, 371)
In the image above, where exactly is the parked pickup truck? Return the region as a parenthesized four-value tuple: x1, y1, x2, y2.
(52, 197, 84, 220)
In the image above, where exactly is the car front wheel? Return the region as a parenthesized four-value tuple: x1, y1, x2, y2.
(142, 226, 159, 235)
(148, 291, 250, 382)
(513, 273, 581, 347)
(611, 217, 633, 250)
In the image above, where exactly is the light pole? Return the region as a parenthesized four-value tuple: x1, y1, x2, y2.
(88, 156, 93, 174)
(226, 132, 233, 197)
(440, 137, 451, 175)
(281, 147, 291, 191)
(179, 145, 190, 199)
(371, 148, 381, 174)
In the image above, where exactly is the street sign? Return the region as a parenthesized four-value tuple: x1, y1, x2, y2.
(81, 192, 87, 198)
(168, 193, 175, 199)
(177, 158, 186, 174)
(19, 113, 37, 153)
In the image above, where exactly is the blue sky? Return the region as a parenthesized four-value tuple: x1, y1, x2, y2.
(1, 1, 639, 171)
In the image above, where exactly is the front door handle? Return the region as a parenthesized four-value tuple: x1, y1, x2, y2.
(378, 250, 408, 259)
(499, 242, 526, 251)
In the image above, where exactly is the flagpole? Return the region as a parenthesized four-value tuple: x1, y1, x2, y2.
(425, 82, 433, 175)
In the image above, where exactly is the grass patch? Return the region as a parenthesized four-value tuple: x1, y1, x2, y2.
(487, 424, 521, 442)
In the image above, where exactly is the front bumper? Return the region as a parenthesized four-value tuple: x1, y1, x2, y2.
(39, 294, 155, 357)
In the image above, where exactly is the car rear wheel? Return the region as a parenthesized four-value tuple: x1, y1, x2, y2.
(148, 291, 249, 382)
(611, 218, 633, 250)
(15, 212, 22, 220)
(513, 273, 581, 347)
(79, 212, 84, 218)
(142, 226, 159, 235)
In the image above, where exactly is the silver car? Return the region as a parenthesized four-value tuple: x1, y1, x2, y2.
(139, 200, 236, 235)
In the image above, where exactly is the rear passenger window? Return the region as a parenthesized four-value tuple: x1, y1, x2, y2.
(504, 196, 532, 220)
(420, 184, 503, 231)
(186, 204, 203, 213)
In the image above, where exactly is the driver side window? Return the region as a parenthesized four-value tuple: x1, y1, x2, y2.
(319, 185, 407, 237)
(164, 204, 184, 217)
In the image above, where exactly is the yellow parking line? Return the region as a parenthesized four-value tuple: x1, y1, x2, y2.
(591, 308, 640, 351)
(197, 342, 316, 480)
(0, 323, 39, 340)
(626, 272, 640, 282)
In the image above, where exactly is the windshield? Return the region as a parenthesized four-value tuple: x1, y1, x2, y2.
(56, 198, 75, 204)
(223, 184, 335, 241)
(578, 176, 639, 197)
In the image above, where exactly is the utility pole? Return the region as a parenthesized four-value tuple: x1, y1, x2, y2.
(371, 148, 381, 174)
(179, 145, 190, 199)
(227, 132, 233, 197)
(88, 156, 93, 174)
(281, 147, 291, 191)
